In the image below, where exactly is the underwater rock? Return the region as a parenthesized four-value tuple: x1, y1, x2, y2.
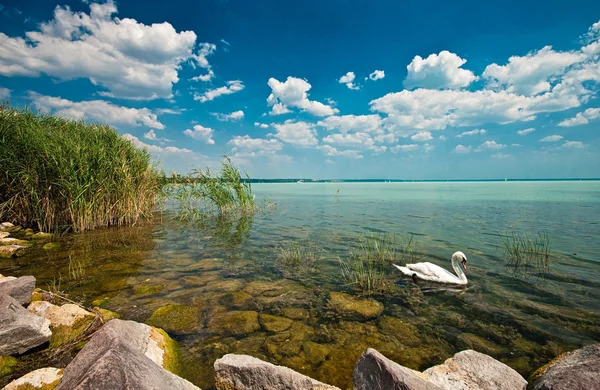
(220, 291, 254, 308)
(55, 319, 199, 390)
(281, 307, 309, 320)
(42, 242, 60, 250)
(456, 333, 505, 356)
(208, 311, 260, 336)
(531, 343, 600, 390)
(214, 353, 340, 390)
(353, 348, 444, 390)
(146, 304, 200, 334)
(3, 367, 63, 390)
(328, 292, 384, 320)
(204, 278, 245, 293)
(377, 316, 421, 347)
(133, 284, 164, 296)
(0, 275, 36, 306)
(0, 294, 51, 355)
(0, 245, 27, 258)
(0, 232, 9, 239)
(423, 350, 527, 390)
(259, 314, 293, 332)
(0, 222, 14, 231)
(27, 301, 96, 349)
(302, 342, 331, 366)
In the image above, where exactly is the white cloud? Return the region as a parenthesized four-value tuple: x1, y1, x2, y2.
(453, 145, 472, 154)
(491, 153, 511, 159)
(411, 131, 433, 141)
(404, 51, 477, 90)
(517, 127, 536, 135)
(511, 143, 522, 147)
(191, 69, 215, 82)
(317, 114, 383, 134)
(338, 71, 360, 90)
(183, 124, 215, 144)
(144, 129, 171, 142)
(368, 70, 385, 81)
(267, 76, 338, 117)
(212, 110, 244, 121)
(483, 46, 586, 96)
(29, 92, 164, 129)
(561, 140, 585, 148)
(322, 132, 375, 148)
(271, 120, 318, 146)
(456, 129, 486, 138)
(254, 122, 269, 129)
(195, 80, 244, 102)
(0, 86, 10, 100)
(123, 134, 192, 154)
(0, 1, 211, 99)
(391, 144, 419, 153)
(269, 102, 292, 116)
(227, 135, 283, 158)
(478, 140, 506, 150)
(439, 135, 446, 141)
(540, 134, 563, 142)
(156, 108, 184, 115)
(318, 145, 363, 159)
(558, 107, 600, 127)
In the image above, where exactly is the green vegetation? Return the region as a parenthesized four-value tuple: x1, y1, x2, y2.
(0, 104, 162, 233)
(499, 231, 551, 280)
(340, 233, 417, 295)
(276, 242, 322, 276)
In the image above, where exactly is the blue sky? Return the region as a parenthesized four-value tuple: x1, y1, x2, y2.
(1, 0, 599, 179)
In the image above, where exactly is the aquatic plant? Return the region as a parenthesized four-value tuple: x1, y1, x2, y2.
(499, 231, 551, 280)
(277, 242, 322, 276)
(0, 104, 162, 233)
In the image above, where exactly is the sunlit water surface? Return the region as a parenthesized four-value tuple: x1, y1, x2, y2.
(2, 182, 600, 389)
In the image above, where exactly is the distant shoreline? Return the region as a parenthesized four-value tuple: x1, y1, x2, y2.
(247, 178, 600, 183)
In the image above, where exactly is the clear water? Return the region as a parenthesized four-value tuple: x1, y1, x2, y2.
(2, 181, 600, 389)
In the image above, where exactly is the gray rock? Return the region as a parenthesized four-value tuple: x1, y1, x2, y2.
(353, 348, 444, 390)
(423, 349, 527, 390)
(55, 319, 200, 390)
(3, 367, 63, 390)
(532, 344, 600, 390)
(214, 353, 339, 390)
(0, 222, 14, 231)
(0, 245, 27, 258)
(0, 231, 9, 239)
(0, 294, 51, 355)
(0, 275, 36, 305)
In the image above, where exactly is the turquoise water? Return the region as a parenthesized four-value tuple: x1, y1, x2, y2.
(2, 181, 599, 388)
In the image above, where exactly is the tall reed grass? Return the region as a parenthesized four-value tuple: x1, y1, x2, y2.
(0, 104, 161, 233)
(499, 231, 551, 280)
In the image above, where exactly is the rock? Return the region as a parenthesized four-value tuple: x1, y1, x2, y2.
(377, 316, 421, 347)
(27, 301, 96, 348)
(423, 350, 527, 390)
(0, 355, 19, 376)
(214, 353, 339, 390)
(353, 348, 444, 390)
(0, 231, 9, 239)
(0, 294, 51, 355)
(0, 222, 14, 231)
(96, 308, 121, 322)
(146, 304, 200, 334)
(208, 311, 260, 336)
(221, 291, 254, 308)
(55, 319, 198, 390)
(42, 242, 61, 250)
(328, 292, 384, 320)
(259, 314, 293, 332)
(31, 232, 53, 240)
(0, 275, 36, 305)
(532, 343, 600, 390)
(281, 307, 309, 320)
(133, 284, 164, 296)
(0, 238, 31, 246)
(3, 367, 63, 390)
(0, 245, 27, 258)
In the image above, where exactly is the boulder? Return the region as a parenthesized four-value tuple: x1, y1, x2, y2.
(353, 348, 444, 390)
(3, 367, 63, 390)
(423, 350, 527, 390)
(0, 275, 36, 305)
(27, 301, 96, 348)
(31, 232, 53, 240)
(0, 222, 14, 231)
(0, 294, 51, 355)
(532, 343, 600, 390)
(55, 319, 198, 390)
(328, 292, 384, 320)
(0, 245, 27, 258)
(0, 231, 9, 239)
(0, 238, 30, 246)
(214, 353, 339, 390)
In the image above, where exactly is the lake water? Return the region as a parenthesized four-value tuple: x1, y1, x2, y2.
(2, 181, 600, 388)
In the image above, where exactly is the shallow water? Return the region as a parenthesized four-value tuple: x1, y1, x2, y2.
(2, 181, 600, 389)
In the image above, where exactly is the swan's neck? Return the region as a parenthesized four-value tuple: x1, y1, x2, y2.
(451, 256, 468, 283)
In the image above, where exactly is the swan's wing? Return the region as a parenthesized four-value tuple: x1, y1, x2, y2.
(393, 264, 413, 276)
(406, 262, 462, 284)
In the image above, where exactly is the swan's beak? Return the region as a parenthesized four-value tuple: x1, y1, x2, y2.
(461, 258, 467, 270)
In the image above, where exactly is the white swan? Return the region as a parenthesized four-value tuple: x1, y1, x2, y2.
(393, 251, 468, 285)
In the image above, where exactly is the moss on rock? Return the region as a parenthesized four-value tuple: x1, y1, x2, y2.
(220, 291, 253, 308)
(41, 242, 60, 250)
(328, 292, 384, 320)
(146, 304, 200, 334)
(0, 355, 18, 377)
(207, 311, 260, 336)
(259, 314, 293, 332)
(133, 284, 164, 296)
(150, 327, 182, 376)
(96, 308, 121, 322)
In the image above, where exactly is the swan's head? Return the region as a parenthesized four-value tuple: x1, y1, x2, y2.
(453, 251, 468, 270)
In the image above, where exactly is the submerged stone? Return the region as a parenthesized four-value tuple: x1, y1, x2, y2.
(207, 311, 260, 336)
(146, 304, 200, 334)
(42, 242, 61, 250)
(0, 294, 51, 355)
(328, 292, 384, 320)
(259, 314, 293, 332)
(3, 367, 63, 390)
(457, 333, 505, 356)
(220, 291, 254, 308)
(377, 316, 421, 347)
(0, 245, 27, 258)
(281, 307, 309, 320)
(133, 284, 164, 296)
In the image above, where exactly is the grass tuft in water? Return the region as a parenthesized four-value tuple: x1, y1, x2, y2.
(499, 231, 551, 280)
(277, 242, 322, 276)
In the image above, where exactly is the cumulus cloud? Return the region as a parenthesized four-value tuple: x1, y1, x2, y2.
(558, 107, 600, 126)
(254, 122, 269, 129)
(368, 70, 385, 81)
(540, 134, 563, 142)
(227, 135, 283, 158)
(391, 144, 419, 153)
(271, 120, 318, 146)
(195, 80, 244, 102)
(404, 51, 477, 90)
(338, 71, 360, 90)
(322, 132, 375, 148)
(318, 145, 363, 159)
(0, 86, 10, 100)
(191, 69, 215, 82)
(0, 1, 212, 99)
(183, 124, 215, 144)
(411, 131, 433, 141)
(29, 92, 164, 129)
(267, 77, 338, 117)
(456, 129, 486, 138)
(453, 145, 472, 154)
(477, 140, 506, 150)
(123, 134, 192, 154)
(144, 129, 171, 142)
(317, 115, 383, 134)
(561, 140, 585, 148)
(517, 128, 536, 135)
(212, 110, 244, 121)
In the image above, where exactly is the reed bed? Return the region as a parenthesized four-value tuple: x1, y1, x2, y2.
(499, 231, 551, 280)
(0, 104, 161, 233)
(277, 242, 322, 276)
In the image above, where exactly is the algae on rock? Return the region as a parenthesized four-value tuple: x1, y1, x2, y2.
(146, 304, 200, 334)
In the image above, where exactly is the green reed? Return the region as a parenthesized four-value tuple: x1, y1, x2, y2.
(499, 231, 551, 279)
(0, 104, 162, 233)
(277, 242, 322, 276)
